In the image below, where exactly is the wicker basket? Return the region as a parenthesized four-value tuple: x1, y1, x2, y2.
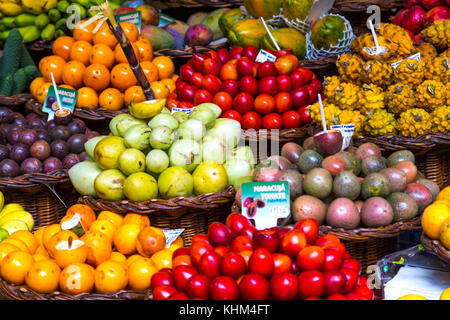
(150, 0, 243, 8)
(421, 232, 450, 263)
(334, 0, 404, 12)
(0, 94, 34, 109)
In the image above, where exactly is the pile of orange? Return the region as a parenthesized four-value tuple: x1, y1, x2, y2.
(30, 20, 178, 111)
(0, 204, 182, 295)
(421, 186, 450, 250)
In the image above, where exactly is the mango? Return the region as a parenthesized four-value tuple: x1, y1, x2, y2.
(140, 25, 176, 51)
(260, 27, 307, 59)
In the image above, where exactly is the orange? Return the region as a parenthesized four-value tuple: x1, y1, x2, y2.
(69, 40, 93, 66)
(121, 213, 150, 230)
(172, 254, 192, 268)
(440, 287, 450, 300)
(35, 245, 49, 257)
(0, 243, 20, 263)
(172, 74, 179, 82)
(150, 248, 173, 271)
(76, 87, 99, 110)
(140, 60, 159, 83)
(150, 81, 169, 99)
(123, 85, 145, 106)
(9, 230, 38, 254)
(135, 226, 166, 257)
(73, 19, 96, 43)
(25, 259, 61, 293)
(437, 186, 450, 204)
(89, 219, 116, 242)
(169, 236, 184, 252)
(39, 55, 66, 84)
(128, 257, 157, 291)
(47, 230, 80, 258)
(52, 36, 75, 61)
(35, 82, 53, 105)
(97, 211, 123, 229)
(89, 43, 115, 69)
(114, 42, 140, 64)
(81, 230, 112, 267)
(161, 78, 176, 94)
(134, 39, 153, 62)
(152, 56, 174, 80)
(1, 238, 29, 253)
(98, 88, 124, 111)
(126, 254, 144, 267)
(422, 202, 450, 239)
(65, 204, 97, 231)
(110, 63, 137, 91)
(38, 56, 50, 74)
(120, 21, 139, 42)
(42, 223, 61, 254)
(59, 84, 75, 90)
(113, 223, 141, 255)
(53, 236, 88, 269)
(93, 23, 118, 49)
(30, 77, 45, 98)
(94, 260, 128, 294)
(110, 251, 127, 264)
(439, 217, 450, 250)
(83, 63, 111, 92)
(0, 251, 34, 285)
(61, 60, 86, 89)
(33, 227, 46, 247)
(59, 263, 95, 294)
(32, 253, 49, 262)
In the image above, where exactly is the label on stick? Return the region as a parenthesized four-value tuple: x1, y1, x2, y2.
(330, 123, 355, 151)
(115, 11, 142, 34)
(42, 85, 77, 121)
(255, 49, 277, 63)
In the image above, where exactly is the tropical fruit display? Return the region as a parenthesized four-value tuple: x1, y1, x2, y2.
(149, 214, 375, 300)
(0, 191, 34, 236)
(30, 19, 178, 111)
(170, 45, 319, 130)
(235, 136, 440, 230)
(421, 186, 450, 249)
(317, 22, 449, 138)
(0, 203, 185, 294)
(68, 103, 253, 201)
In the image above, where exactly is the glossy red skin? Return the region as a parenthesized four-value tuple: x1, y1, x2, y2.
(203, 58, 221, 76)
(308, 79, 322, 93)
(239, 76, 258, 96)
(282, 110, 301, 129)
(315, 234, 341, 247)
(192, 53, 211, 72)
(216, 48, 230, 64)
(159, 268, 172, 273)
(208, 222, 233, 247)
(193, 89, 214, 105)
(230, 235, 253, 252)
(274, 56, 295, 75)
(172, 247, 191, 259)
(296, 67, 314, 84)
(275, 92, 293, 114)
(199, 251, 222, 278)
(252, 228, 280, 253)
(177, 101, 193, 109)
(346, 292, 368, 300)
(237, 58, 257, 78)
(290, 70, 306, 89)
(241, 111, 262, 130)
(325, 294, 347, 300)
(214, 246, 230, 257)
(272, 253, 293, 274)
(222, 109, 241, 122)
(341, 258, 362, 275)
(277, 75, 292, 92)
(229, 46, 243, 60)
(257, 61, 278, 78)
(258, 76, 278, 95)
(357, 276, 368, 287)
(173, 265, 198, 292)
(240, 225, 256, 239)
(226, 213, 251, 236)
(220, 252, 247, 279)
(221, 79, 239, 98)
(306, 84, 319, 105)
(190, 241, 213, 266)
(294, 218, 319, 245)
(190, 72, 204, 88)
(296, 246, 325, 271)
(298, 105, 312, 124)
(323, 249, 344, 271)
(269, 272, 298, 300)
(213, 91, 233, 112)
(233, 92, 254, 115)
(341, 267, 359, 293)
(241, 45, 258, 61)
(180, 64, 195, 82)
(297, 270, 325, 299)
(187, 274, 211, 299)
(324, 270, 347, 296)
(248, 248, 274, 279)
(178, 84, 198, 103)
(254, 94, 276, 115)
(202, 74, 222, 94)
(280, 229, 307, 258)
(239, 273, 269, 300)
(209, 276, 239, 300)
(291, 87, 309, 108)
(354, 284, 374, 300)
(275, 48, 293, 57)
(191, 233, 210, 244)
(276, 227, 291, 238)
(305, 297, 322, 300)
(263, 113, 283, 130)
(153, 285, 178, 300)
(321, 241, 346, 255)
(151, 271, 173, 289)
(207, 49, 220, 62)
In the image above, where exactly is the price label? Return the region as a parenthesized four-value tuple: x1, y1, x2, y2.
(391, 52, 421, 69)
(330, 123, 355, 151)
(115, 11, 142, 34)
(171, 107, 193, 115)
(158, 13, 175, 27)
(255, 49, 277, 63)
(241, 181, 290, 230)
(162, 228, 184, 248)
(42, 85, 77, 121)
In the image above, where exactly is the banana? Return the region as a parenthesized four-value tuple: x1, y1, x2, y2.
(1, 16, 15, 28)
(0, 2, 23, 16)
(15, 13, 37, 27)
(42, 0, 57, 12)
(35, 13, 49, 29)
(19, 25, 40, 42)
(56, 0, 69, 13)
(21, 0, 44, 15)
(41, 23, 55, 40)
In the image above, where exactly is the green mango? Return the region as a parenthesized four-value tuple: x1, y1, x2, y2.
(227, 19, 267, 50)
(260, 27, 307, 59)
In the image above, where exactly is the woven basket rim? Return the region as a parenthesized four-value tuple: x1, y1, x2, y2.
(334, 0, 404, 12)
(420, 232, 450, 263)
(0, 169, 70, 189)
(0, 93, 34, 107)
(241, 127, 307, 142)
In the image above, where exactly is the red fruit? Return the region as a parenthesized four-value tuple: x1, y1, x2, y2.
(222, 109, 241, 122)
(341, 267, 359, 293)
(277, 75, 292, 92)
(214, 246, 229, 257)
(269, 272, 298, 300)
(315, 234, 341, 247)
(178, 84, 198, 103)
(151, 271, 173, 289)
(346, 292, 368, 300)
(280, 229, 307, 258)
(354, 284, 374, 300)
(282, 110, 301, 129)
(221, 79, 239, 97)
(294, 218, 319, 245)
(172, 247, 191, 259)
(237, 57, 257, 77)
(233, 92, 254, 115)
(403, 5, 426, 34)
(177, 101, 194, 109)
(306, 84, 319, 105)
(297, 270, 325, 299)
(276, 227, 291, 238)
(173, 265, 198, 291)
(207, 50, 220, 62)
(191, 233, 210, 244)
(275, 92, 293, 114)
(274, 55, 296, 75)
(159, 268, 172, 273)
(325, 294, 347, 300)
(254, 94, 276, 115)
(208, 222, 232, 247)
(248, 248, 274, 279)
(424, 6, 450, 27)
(296, 246, 325, 271)
(167, 292, 190, 300)
(192, 53, 210, 72)
(153, 285, 178, 300)
(186, 274, 211, 299)
(305, 297, 322, 300)
(220, 62, 239, 81)
(198, 251, 221, 278)
(213, 91, 233, 112)
(241, 45, 259, 61)
(193, 89, 213, 105)
(226, 212, 251, 236)
(298, 105, 312, 124)
(190, 241, 213, 266)
(420, 0, 444, 10)
(324, 270, 347, 296)
(239, 273, 269, 300)
(202, 74, 222, 94)
(229, 46, 243, 60)
(180, 64, 195, 82)
(252, 228, 280, 253)
(257, 61, 277, 78)
(258, 76, 278, 95)
(341, 258, 362, 275)
(272, 253, 293, 274)
(239, 76, 258, 96)
(296, 67, 314, 84)
(209, 276, 239, 300)
(274, 48, 293, 58)
(321, 241, 346, 255)
(240, 225, 257, 239)
(323, 249, 344, 271)
(203, 58, 221, 76)
(290, 70, 306, 89)
(308, 79, 322, 93)
(263, 113, 283, 130)
(220, 252, 247, 279)
(241, 111, 262, 130)
(291, 87, 309, 108)
(216, 48, 230, 64)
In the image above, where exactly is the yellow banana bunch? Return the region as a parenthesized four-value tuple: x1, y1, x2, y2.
(0, 1, 23, 16)
(20, 0, 58, 15)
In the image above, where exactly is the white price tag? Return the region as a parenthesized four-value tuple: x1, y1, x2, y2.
(391, 52, 421, 69)
(162, 228, 185, 248)
(330, 124, 355, 151)
(255, 50, 277, 63)
(61, 213, 82, 230)
(171, 107, 193, 115)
